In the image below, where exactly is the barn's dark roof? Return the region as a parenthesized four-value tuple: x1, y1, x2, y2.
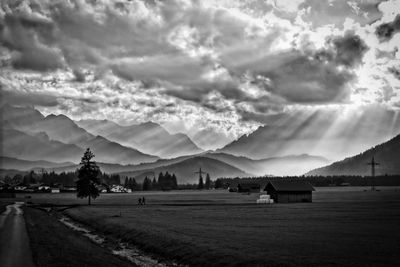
(266, 181, 315, 192)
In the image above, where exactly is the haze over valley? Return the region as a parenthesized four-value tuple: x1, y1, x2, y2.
(2, 104, 400, 182)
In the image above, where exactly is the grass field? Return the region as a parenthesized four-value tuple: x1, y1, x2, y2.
(23, 207, 135, 267)
(16, 187, 400, 266)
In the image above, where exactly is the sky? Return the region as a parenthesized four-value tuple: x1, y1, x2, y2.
(1, 0, 400, 151)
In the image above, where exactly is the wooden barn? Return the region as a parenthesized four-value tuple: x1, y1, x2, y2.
(264, 181, 315, 203)
(237, 183, 261, 193)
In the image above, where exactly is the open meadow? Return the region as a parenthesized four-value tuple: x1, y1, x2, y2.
(12, 187, 400, 266)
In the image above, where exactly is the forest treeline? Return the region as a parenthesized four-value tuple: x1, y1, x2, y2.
(1, 170, 210, 191)
(215, 175, 400, 188)
(3, 170, 400, 192)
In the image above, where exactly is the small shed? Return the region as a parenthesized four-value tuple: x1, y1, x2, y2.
(237, 183, 260, 193)
(264, 181, 315, 203)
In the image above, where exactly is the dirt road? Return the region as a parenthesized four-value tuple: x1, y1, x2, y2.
(0, 202, 35, 267)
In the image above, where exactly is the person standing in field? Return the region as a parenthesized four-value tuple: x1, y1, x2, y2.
(138, 197, 142, 205)
(142, 196, 146, 205)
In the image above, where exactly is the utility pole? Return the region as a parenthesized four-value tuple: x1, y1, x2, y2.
(194, 167, 206, 179)
(367, 157, 379, 191)
(195, 167, 206, 189)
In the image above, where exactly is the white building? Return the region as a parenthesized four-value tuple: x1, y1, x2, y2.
(110, 185, 129, 193)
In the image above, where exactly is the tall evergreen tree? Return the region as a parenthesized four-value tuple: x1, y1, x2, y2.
(158, 172, 164, 185)
(205, 173, 211, 189)
(198, 175, 204, 189)
(158, 172, 166, 190)
(214, 178, 223, 189)
(164, 171, 171, 190)
(110, 174, 121, 185)
(128, 177, 137, 190)
(142, 176, 152, 191)
(152, 177, 158, 190)
(76, 148, 101, 205)
(172, 174, 178, 189)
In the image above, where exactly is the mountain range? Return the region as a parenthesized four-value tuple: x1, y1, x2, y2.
(305, 133, 400, 176)
(75, 119, 203, 158)
(1, 128, 83, 163)
(1, 104, 203, 162)
(2, 104, 400, 181)
(0, 155, 251, 184)
(118, 156, 251, 184)
(203, 153, 329, 176)
(0, 152, 329, 183)
(128, 153, 328, 183)
(1, 105, 160, 164)
(0, 156, 74, 171)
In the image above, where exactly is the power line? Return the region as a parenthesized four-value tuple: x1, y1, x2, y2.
(367, 157, 379, 191)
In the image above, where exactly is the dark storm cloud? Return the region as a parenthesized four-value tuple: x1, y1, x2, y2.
(72, 69, 86, 82)
(232, 32, 368, 104)
(387, 66, 400, 80)
(160, 31, 368, 111)
(258, 55, 353, 103)
(50, 0, 176, 56)
(0, 0, 176, 72)
(330, 32, 368, 67)
(376, 14, 400, 41)
(313, 31, 368, 68)
(1, 15, 64, 71)
(11, 47, 63, 71)
(157, 33, 368, 108)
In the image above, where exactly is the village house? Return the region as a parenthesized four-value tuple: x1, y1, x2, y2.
(38, 185, 51, 192)
(14, 186, 27, 192)
(110, 184, 130, 193)
(264, 181, 315, 203)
